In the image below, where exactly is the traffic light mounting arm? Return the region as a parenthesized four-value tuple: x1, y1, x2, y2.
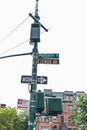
(29, 13, 48, 32)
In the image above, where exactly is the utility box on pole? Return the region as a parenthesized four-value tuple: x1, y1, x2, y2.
(30, 23, 40, 43)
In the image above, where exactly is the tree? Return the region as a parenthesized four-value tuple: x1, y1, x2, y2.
(69, 94, 87, 130)
(0, 107, 28, 130)
(14, 110, 28, 130)
(0, 107, 18, 130)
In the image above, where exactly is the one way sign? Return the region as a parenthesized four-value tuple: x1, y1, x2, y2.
(21, 75, 48, 84)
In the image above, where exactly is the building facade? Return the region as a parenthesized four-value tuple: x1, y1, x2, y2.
(0, 103, 6, 108)
(36, 90, 84, 130)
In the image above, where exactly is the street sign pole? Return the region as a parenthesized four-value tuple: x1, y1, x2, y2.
(28, 1, 39, 130)
(28, 0, 48, 129)
(28, 45, 38, 130)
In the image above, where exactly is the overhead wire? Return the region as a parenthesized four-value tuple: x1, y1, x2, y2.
(0, 12, 49, 58)
(0, 16, 29, 44)
(0, 28, 50, 57)
(0, 15, 30, 56)
(0, 39, 29, 56)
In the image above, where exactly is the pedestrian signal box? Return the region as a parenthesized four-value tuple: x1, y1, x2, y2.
(35, 92, 44, 113)
(46, 97, 62, 115)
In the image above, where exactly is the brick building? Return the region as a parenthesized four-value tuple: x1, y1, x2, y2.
(36, 90, 84, 130)
(0, 103, 6, 108)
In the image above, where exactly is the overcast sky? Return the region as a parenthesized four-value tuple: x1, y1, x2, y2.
(0, 0, 87, 107)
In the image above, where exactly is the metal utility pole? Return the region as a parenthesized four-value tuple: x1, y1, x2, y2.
(28, 0, 40, 130)
(28, 0, 48, 130)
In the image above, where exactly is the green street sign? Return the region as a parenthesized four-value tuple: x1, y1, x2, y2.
(38, 53, 59, 59)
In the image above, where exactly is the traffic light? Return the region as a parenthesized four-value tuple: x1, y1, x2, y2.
(46, 97, 62, 115)
(35, 91, 44, 113)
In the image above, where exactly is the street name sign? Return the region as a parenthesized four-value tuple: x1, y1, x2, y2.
(21, 75, 48, 84)
(38, 53, 59, 59)
(38, 59, 59, 64)
(38, 53, 59, 64)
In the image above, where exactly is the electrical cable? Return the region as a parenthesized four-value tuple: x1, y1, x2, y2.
(0, 39, 29, 56)
(0, 16, 29, 44)
(0, 26, 50, 56)
(0, 12, 49, 58)
(41, 27, 51, 34)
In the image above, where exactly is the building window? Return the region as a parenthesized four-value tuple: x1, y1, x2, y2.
(41, 127, 49, 130)
(44, 117, 49, 122)
(66, 95, 69, 100)
(53, 116, 57, 122)
(41, 116, 49, 122)
(70, 96, 73, 101)
(68, 105, 73, 111)
(61, 116, 64, 122)
(41, 117, 44, 122)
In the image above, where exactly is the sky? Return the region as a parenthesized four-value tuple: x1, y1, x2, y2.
(0, 0, 87, 107)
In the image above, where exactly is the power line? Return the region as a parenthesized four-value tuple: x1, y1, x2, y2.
(0, 16, 29, 44)
(0, 27, 50, 56)
(0, 39, 29, 56)
(0, 13, 49, 58)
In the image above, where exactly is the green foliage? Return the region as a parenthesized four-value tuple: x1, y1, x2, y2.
(0, 107, 18, 130)
(14, 110, 28, 130)
(69, 94, 87, 129)
(0, 107, 28, 130)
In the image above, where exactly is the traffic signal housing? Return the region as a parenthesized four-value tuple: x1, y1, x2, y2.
(46, 97, 62, 115)
(35, 91, 44, 113)
(30, 23, 40, 43)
